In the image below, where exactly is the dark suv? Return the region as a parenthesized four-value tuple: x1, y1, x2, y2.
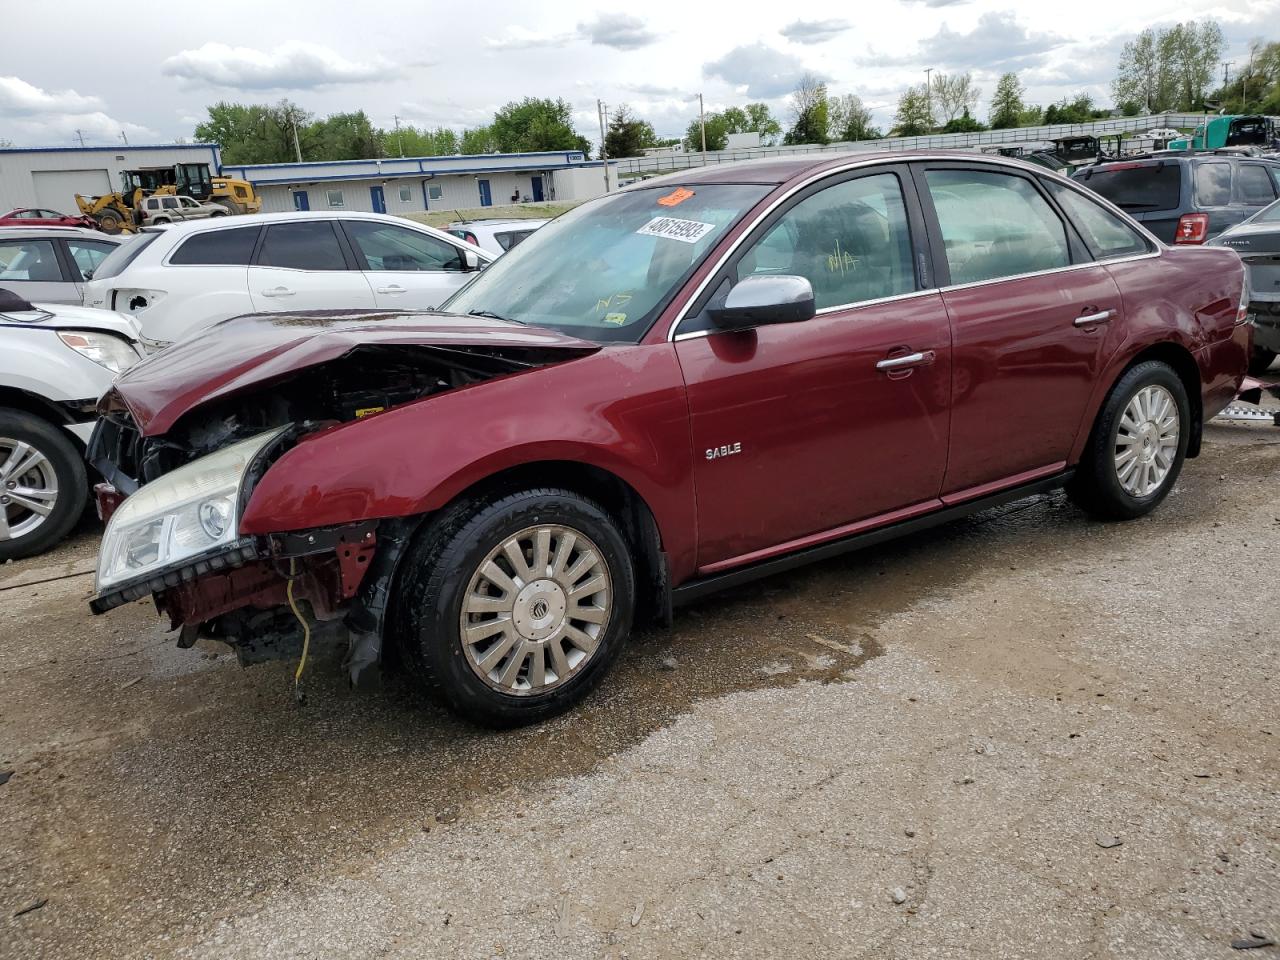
(1074, 153, 1280, 244)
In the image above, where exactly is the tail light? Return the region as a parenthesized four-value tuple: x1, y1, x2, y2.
(1174, 213, 1209, 244)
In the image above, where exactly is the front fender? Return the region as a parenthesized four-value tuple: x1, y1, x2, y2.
(238, 344, 700, 581)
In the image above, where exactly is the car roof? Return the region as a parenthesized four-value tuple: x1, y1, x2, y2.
(144, 210, 473, 238)
(0, 225, 121, 241)
(618, 150, 1061, 189)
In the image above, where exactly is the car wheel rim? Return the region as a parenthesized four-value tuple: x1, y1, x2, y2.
(0, 438, 58, 542)
(460, 524, 612, 696)
(1114, 385, 1179, 497)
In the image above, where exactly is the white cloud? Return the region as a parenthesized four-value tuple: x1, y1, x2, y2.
(921, 12, 1064, 68)
(0, 76, 155, 146)
(578, 13, 658, 50)
(161, 42, 394, 90)
(0, 76, 102, 115)
(780, 20, 851, 45)
(484, 27, 575, 50)
(703, 44, 816, 99)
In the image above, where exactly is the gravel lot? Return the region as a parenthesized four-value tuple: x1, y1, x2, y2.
(1, 421, 1277, 959)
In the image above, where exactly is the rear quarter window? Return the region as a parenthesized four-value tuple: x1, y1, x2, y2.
(1080, 164, 1182, 212)
(84, 232, 161, 280)
(169, 226, 260, 266)
(1236, 165, 1278, 205)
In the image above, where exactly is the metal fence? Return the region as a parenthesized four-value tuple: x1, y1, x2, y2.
(613, 113, 1228, 177)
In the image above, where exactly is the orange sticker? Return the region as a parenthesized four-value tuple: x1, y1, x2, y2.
(657, 187, 694, 207)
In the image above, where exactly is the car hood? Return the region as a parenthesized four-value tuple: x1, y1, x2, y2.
(106, 309, 603, 436)
(0, 301, 142, 341)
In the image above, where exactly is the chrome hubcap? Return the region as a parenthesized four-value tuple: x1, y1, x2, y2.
(0, 438, 58, 542)
(460, 524, 612, 695)
(1115, 385, 1179, 497)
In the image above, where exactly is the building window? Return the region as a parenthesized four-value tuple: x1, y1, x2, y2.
(326, 190, 345, 208)
(427, 184, 444, 201)
(398, 186, 413, 203)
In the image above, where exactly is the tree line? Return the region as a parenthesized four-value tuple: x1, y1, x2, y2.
(196, 16, 1278, 166)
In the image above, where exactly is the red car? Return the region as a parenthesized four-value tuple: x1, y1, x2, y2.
(88, 153, 1251, 725)
(0, 207, 98, 229)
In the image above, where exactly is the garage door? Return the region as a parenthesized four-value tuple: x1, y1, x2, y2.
(32, 169, 112, 213)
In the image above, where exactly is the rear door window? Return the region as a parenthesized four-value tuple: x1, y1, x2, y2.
(257, 221, 348, 270)
(1195, 162, 1233, 207)
(1236, 165, 1277, 205)
(169, 226, 260, 266)
(924, 168, 1071, 284)
(0, 239, 64, 281)
(1080, 164, 1182, 212)
(1043, 182, 1150, 259)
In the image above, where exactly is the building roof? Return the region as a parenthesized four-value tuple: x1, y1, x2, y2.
(0, 143, 219, 155)
(222, 150, 597, 186)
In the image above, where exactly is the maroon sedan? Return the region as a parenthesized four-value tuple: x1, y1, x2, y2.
(0, 207, 97, 229)
(88, 153, 1251, 725)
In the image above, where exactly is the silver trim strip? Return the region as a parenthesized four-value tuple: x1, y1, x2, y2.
(665, 153, 1165, 342)
(876, 351, 931, 370)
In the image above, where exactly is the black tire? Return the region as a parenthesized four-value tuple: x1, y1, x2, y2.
(95, 210, 124, 235)
(391, 488, 636, 727)
(0, 409, 87, 561)
(1248, 347, 1276, 376)
(1067, 361, 1190, 521)
(215, 199, 244, 216)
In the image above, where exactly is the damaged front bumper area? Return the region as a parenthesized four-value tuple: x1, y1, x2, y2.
(88, 419, 408, 687)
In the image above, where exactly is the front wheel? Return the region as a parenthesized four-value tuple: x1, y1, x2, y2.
(1068, 361, 1189, 521)
(392, 488, 635, 726)
(0, 410, 87, 561)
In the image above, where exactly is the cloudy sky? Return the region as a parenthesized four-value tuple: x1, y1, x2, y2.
(2, 0, 1276, 150)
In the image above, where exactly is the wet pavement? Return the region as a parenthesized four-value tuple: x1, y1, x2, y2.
(1, 422, 1277, 959)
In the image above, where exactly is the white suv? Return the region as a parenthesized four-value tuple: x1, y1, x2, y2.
(83, 212, 495, 346)
(137, 194, 229, 226)
(0, 287, 143, 559)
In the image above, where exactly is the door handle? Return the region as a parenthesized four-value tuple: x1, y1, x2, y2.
(876, 350, 935, 371)
(376, 284, 406, 294)
(1074, 309, 1115, 327)
(260, 286, 295, 298)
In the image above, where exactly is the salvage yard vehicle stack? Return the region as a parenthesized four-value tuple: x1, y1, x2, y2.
(83, 153, 1252, 725)
(75, 162, 260, 234)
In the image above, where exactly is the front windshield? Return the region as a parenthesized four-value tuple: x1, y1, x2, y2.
(443, 183, 769, 342)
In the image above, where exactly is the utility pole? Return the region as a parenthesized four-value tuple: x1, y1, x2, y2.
(698, 92, 707, 164)
(393, 114, 404, 157)
(292, 117, 303, 163)
(924, 67, 933, 123)
(119, 130, 129, 146)
(597, 99, 610, 194)
(74, 129, 86, 147)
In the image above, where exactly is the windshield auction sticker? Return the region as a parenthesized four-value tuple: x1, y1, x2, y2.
(636, 216, 715, 244)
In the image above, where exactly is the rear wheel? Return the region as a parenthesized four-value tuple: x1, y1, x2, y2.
(393, 488, 635, 726)
(1068, 361, 1189, 521)
(0, 410, 87, 561)
(1248, 347, 1276, 376)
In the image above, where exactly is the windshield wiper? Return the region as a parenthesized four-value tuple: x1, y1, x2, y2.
(466, 309, 523, 325)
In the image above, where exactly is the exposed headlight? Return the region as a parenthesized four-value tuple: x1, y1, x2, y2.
(58, 331, 141, 374)
(95, 428, 286, 593)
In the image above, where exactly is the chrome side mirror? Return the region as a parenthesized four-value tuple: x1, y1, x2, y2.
(708, 275, 816, 331)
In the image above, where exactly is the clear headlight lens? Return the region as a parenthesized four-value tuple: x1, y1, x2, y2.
(58, 331, 141, 374)
(95, 428, 286, 593)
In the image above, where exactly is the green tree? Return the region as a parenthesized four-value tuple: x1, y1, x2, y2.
(892, 85, 934, 136)
(930, 72, 979, 123)
(603, 104, 659, 158)
(1113, 19, 1225, 112)
(988, 73, 1026, 129)
(828, 94, 881, 141)
(684, 102, 782, 151)
(684, 113, 728, 151)
(941, 109, 986, 134)
(309, 110, 381, 161)
(386, 124, 460, 157)
(195, 101, 297, 164)
(744, 102, 783, 145)
(1209, 39, 1280, 113)
(489, 97, 588, 154)
(783, 73, 830, 145)
(460, 125, 498, 154)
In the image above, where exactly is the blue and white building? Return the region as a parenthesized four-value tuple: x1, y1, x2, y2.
(221, 151, 618, 214)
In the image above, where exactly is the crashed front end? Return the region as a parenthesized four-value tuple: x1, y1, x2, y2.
(87, 311, 600, 688)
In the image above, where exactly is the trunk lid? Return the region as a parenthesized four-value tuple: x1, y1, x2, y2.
(108, 309, 601, 435)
